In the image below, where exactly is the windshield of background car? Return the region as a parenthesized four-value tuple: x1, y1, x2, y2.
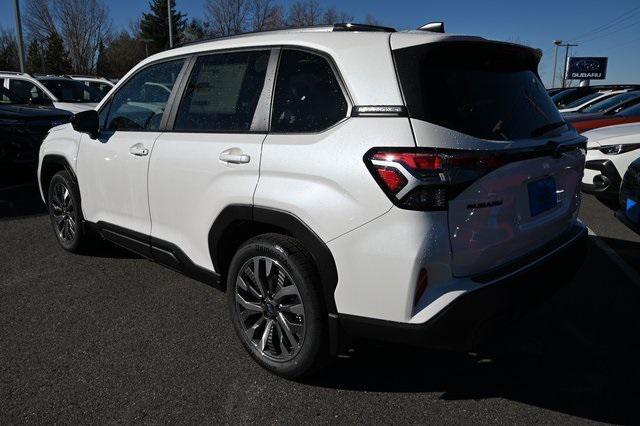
(551, 88, 597, 108)
(618, 101, 640, 117)
(0, 86, 27, 104)
(581, 92, 640, 113)
(563, 91, 610, 109)
(393, 41, 564, 140)
(39, 79, 103, 103)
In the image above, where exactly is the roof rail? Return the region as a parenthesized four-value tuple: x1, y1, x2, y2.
(173, 22, 397, 49)
(0, 70, 31, 77)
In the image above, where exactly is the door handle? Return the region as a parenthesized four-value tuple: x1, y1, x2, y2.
(219, 148, 250, 164)
(129, 143, 149, 157)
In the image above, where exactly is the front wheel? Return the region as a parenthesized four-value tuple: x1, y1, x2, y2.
(227, 234, 328, 379)
(47, 170, 96, 253)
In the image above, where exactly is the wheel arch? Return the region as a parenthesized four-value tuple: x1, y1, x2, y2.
(209, 205, 339, 314)
(40, 154, 77, 198)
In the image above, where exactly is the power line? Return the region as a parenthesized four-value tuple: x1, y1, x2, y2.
(575, 17, 640, 45)
(567, 5, 640, 43)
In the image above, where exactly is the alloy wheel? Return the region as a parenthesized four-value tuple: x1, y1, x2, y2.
(50, 182, 76, 243)
(234, 256, 306, 362)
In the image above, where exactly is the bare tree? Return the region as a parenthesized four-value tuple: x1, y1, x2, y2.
(54, 0, 111, 74)
(322, 7, 353, 24)
(364, 13, 380, 26)
(24, 0, 57, 41)
(288, 0, 322, 27)
(206, 0, 250, 36)
(0, 28, 19, 71)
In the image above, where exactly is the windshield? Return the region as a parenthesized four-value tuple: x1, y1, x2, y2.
(618, 101, 640, 117)
(582, 92, 640, 113)
(39, 79, 103, 103)
(393, 41, 564, 140)
(551, 87, 597, 109)
(563, 92, 611, 109)
(0, 86, 28, 105)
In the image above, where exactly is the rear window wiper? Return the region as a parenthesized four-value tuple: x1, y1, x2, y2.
(531, 121, 567, 138)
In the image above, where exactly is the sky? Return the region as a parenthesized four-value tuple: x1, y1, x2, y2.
(2, 0, 639, 87)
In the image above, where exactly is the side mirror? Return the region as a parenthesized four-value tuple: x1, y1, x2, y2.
(30, 96, 53, 106)
(72, 110, 99, 139)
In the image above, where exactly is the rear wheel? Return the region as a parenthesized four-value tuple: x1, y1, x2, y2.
(227, 234, 327, 378)
(47, 170, 97, 253)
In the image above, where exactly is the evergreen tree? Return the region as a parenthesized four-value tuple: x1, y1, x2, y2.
(140, 0, 187, 53)
(96, 39, 109, 77)
(26, 39, 45, 74)
(44, 32, 71, 75)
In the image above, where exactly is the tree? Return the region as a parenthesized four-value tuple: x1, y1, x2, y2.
(364, 13, 380, 26)
(182, 18, 209, 43)
(322, 7, 353, 24)
(101, 31, 145, 78)
(96, 39, 109, 77)
(287, 0, 322, 27)
(24, 0, 57, 41)
(44, 31, 71, 75)
(206, 0, 250, 36)
(54, 0, 111, 74)
(26, 39, 45, 74)
(0, 28, 19, 72)
(250, 0, 284, 31)
(140, 0, 187, 53)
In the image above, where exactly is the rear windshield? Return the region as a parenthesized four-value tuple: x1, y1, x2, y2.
(393, 41, 564, 140)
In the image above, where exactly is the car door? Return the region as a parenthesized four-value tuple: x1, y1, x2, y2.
(148, 49, 275, 271)
(76, 58, 187, 236)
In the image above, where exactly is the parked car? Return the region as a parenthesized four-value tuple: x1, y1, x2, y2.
(1, 86, 72, 183)
(559, 89, 630, 113)
(0, 71, 102, 113)
(566, 97, 640, 133)
(68, 75, 115, 97)
(569, 90, 640, 115)
(616, 157, 640, 234)
(582, 123, 640, 199)
(37, 23, 587, 378)
(551, 85, 639, 110)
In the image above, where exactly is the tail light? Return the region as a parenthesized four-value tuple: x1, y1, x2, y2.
(364, 147, 531, 211)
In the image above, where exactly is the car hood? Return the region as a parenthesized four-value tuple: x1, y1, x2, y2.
(583, 122, 640, 147)
(53, 102, 97, 114)
(0, 104, 72, 120)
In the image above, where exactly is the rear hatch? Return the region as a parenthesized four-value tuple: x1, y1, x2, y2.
(391, 34, 586, 277)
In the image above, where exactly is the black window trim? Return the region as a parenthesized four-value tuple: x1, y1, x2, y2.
(96, 54, 192, 134)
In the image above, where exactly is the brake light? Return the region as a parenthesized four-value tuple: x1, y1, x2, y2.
(364, 148, 507, 211)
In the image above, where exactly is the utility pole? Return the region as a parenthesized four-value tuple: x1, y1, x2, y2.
(13, 0, 25, 73)
(552, 40, 562, 88)
(167, 0, 174, 48)
(560, 43, 578, 88)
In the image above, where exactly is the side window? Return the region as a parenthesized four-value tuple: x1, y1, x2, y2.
(271, 49, 348, 133)
(173, 50, 270, 131)
(105, 59, 184, 131)
(98, 99, 111, 129)
(9, 79, 47, 101)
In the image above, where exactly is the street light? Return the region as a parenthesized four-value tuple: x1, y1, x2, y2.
(552, 40, 562, 89)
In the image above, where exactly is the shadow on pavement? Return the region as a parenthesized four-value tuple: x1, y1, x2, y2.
(308, 237, 640, 424)
(0, 181, 47, 219)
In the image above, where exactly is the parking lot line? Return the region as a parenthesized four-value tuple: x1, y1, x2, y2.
(588, 227, 640, 288)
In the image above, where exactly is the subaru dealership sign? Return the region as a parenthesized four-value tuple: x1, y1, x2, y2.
(566, 57, 608, 80)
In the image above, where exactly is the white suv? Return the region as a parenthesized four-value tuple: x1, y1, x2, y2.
(0, 72, 101, 113)
(37, 24, 588, 378)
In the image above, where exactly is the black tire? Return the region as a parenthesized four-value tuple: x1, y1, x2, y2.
(47, 170, 97, 253)
(227, 233, 328, 379)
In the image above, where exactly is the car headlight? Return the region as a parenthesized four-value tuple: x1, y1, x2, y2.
(599, 143, 640, 155)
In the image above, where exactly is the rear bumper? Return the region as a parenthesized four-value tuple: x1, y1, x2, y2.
(339, 224, 587, 351)
(581, 159, 621, 197)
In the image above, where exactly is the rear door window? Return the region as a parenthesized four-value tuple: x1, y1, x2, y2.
(174, 50, 270, 132)
(393, 42, 565, 140)
(8, 79, 48, 102)
(271, 49, 348, 133)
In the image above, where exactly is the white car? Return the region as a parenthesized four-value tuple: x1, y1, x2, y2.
(0, 72, 101, 113)
(582, 122, 640, 198)
(37, 23, 587, 378)
(558, 89, 630, 113)
(68, 75, 115, 97)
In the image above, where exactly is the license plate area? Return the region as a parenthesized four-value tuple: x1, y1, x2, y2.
(627, 197, 640, 224)
(528, 176, 557, 216)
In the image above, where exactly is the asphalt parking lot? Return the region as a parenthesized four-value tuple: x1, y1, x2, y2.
(2, 184, 640, 424)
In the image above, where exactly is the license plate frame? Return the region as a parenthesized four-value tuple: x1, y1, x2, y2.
(528, 176, 557, 217)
